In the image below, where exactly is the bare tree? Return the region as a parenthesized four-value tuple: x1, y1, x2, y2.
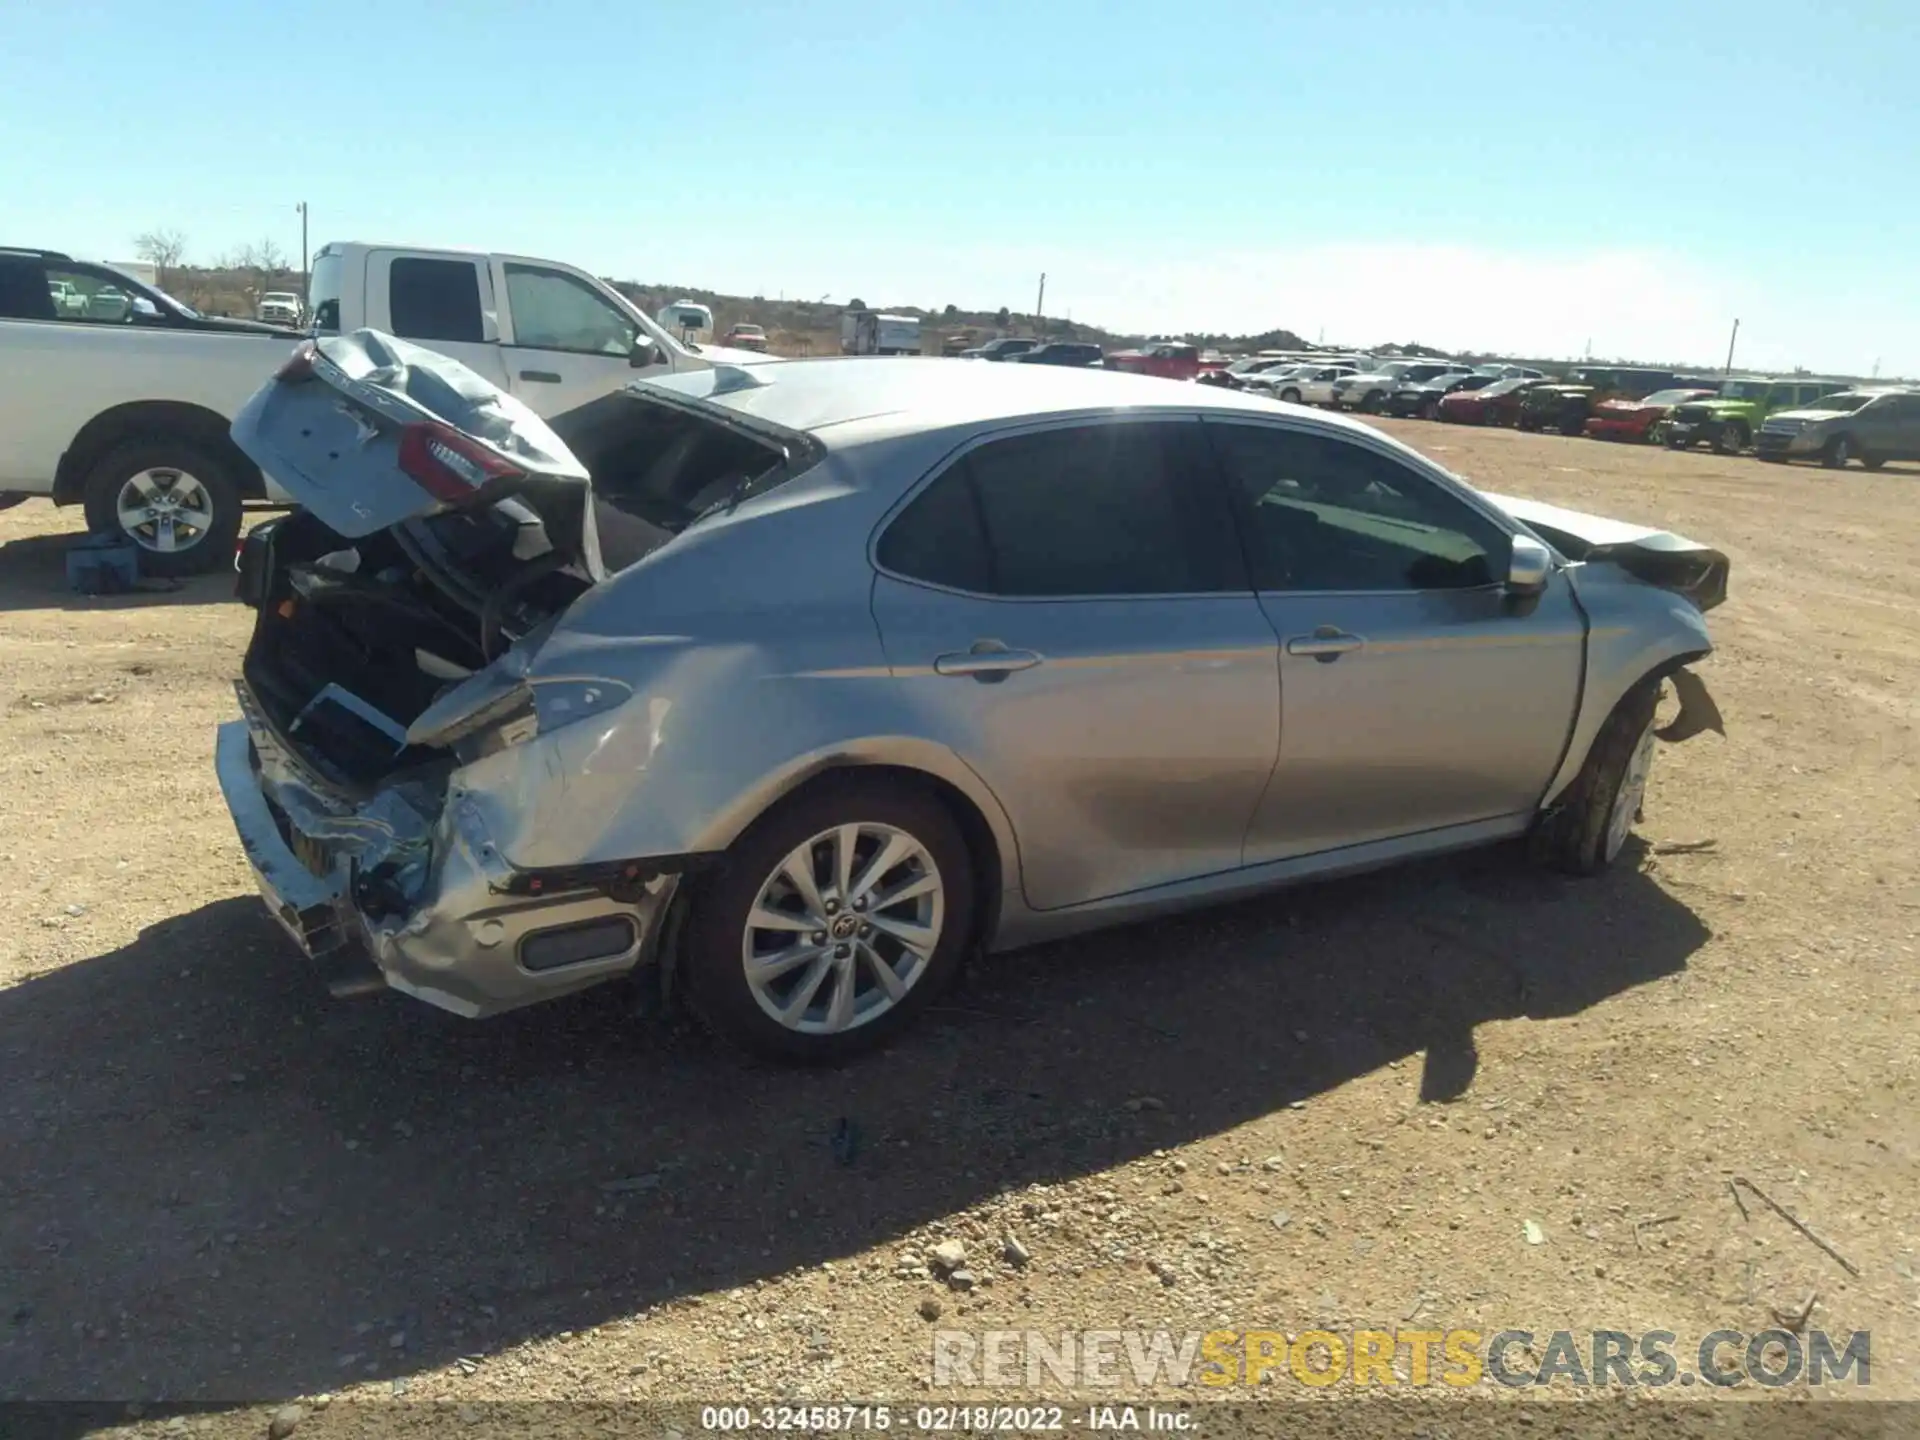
(134, 228, 188, 285)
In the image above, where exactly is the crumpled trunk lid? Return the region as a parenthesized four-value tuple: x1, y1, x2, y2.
(231, 328, 604, 577)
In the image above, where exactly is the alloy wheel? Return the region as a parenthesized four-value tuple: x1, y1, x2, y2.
(741, 821, 945, 1036)
(115, 468, 215, 555)
(1603, 721, 1657, 863)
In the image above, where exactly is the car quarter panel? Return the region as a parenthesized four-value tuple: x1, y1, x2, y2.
(442, 447, 1023, 903)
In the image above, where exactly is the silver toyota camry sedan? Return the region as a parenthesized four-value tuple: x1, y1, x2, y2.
(218, 332, 1726, 1061)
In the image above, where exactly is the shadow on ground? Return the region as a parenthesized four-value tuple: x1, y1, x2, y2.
(0, 845, 1707, 1400)
(0, 522, 262, 614)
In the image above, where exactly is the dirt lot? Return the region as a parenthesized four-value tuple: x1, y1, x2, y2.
(1, 419, 1915, 1437)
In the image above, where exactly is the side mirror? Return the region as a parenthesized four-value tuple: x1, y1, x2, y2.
(629, 336, 661, 369)
(1507, 534, 1553, 598)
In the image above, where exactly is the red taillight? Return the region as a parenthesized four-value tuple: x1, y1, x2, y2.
(396, 422, 523, 503)
(276, 340, 318, 381)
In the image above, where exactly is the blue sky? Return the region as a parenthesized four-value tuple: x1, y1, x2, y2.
(5, 0, 1917, 373)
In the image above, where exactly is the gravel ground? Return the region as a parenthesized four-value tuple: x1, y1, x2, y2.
(0, 418, 1915, 1438)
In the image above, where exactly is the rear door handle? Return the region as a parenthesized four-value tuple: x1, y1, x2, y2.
(933, 645, 1043, 681)
(518, 370, 562, 383)
(1286, 628, 1365, 662)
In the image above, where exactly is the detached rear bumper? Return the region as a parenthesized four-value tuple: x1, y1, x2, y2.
(215, 711, 676, 1019)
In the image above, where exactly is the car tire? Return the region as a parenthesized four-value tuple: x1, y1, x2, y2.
(1531, 676, 1663, 877)
(1713, 422, 1749, 456)
(1421, 398, 1441, 421)
(81, 436, 244, 577)
(1360, 390, 1385, 413)
(680, 774, 976, 1064)
(1279, 387, 1302, 404)
(1558, 411, 1585, 437)
(1821, 435, 1853, 469)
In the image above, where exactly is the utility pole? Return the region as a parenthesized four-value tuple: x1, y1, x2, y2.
(295, 201, 309, 297)
(1034, 273, 1046, 335)
(1724, 318, 1740, 375)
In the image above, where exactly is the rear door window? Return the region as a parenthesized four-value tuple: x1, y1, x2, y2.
(387, 257, 485, 344)
(879, 421, 1245, 597)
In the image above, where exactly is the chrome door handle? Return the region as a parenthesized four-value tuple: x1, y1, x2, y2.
(1286, 628, 1364, 662)
(933, 645, 1043, 680)
(518, 370, 562, 383)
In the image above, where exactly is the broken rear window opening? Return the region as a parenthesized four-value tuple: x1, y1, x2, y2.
(237, 387, 803, 789)
(547, 387, 807, 571)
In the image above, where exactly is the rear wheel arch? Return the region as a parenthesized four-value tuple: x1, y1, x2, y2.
(733, 762, 1008, 951)
(53, 400, 264, 505)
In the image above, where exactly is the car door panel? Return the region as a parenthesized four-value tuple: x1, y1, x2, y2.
(1250, 582, 1584, 858)
(871, 580, 1281, 908)
(1204, 418, 1586, 864)
(494, 259, 663, 417)
(867, 418, 1280, 911)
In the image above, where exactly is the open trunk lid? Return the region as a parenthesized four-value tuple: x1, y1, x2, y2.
(231, 328, 605, 577)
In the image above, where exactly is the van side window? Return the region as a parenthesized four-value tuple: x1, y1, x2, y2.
(387, 258, 485, 344)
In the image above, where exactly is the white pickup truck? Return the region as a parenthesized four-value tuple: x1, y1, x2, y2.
(0, 243, 770, 573)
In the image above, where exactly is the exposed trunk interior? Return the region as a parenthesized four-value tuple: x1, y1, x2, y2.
(239, 387, 797, 789)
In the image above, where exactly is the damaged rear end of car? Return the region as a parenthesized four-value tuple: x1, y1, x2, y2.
(218, 330, 801, 1015)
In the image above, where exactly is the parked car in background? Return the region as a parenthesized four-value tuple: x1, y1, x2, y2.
(1517, 368, 1698, 438)
(1755, 388, 1920, 468)
(1332, 361, 1472, 413)
(257, 291, 303, 327)
(1008, 341, 1103, 367)
(1438, 376, 1550, 426)
(87, 285, 134, 321)
(724, 322, 769, 352)
(1386, 371, 1494, 419)
(1255, 363, 1360, 405)
(1473, 364, 1546, 380)
(1584, 387, 1716, 443)
(1665, 376, 1853, 455)
(219, 340, 1727, 1062)
(48, 277, 86, 316)
(1217, 356, 1299, 388)
(1105, 340, 1202, 382)
(960, 337, 1038, 361)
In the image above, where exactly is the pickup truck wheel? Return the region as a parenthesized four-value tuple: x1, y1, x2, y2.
(81, 438, 243, 577)
(1712, 422, 1749, 456)
(1531, 677, 1662, 876)
(1821, 435, 1853, 469)
(680, 776, 975, 1064)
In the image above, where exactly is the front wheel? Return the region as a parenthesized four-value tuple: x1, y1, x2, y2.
(1822, 435, 1853, 469)
(1531, 677, 1662, 875)
(680, 776, 975, 1063)
(1279, 387, 1302, 404)
(1421, 398, 1441, 421)
(1713, 422, 1749, 456)
(81, 437, 243, 577)
(1359, 390, 1385, 413)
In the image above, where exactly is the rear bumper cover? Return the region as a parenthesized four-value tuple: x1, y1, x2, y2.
(215, 708, 676, 1018)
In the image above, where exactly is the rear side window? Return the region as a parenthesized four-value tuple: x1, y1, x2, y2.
(388, 257, 484, 344)
(879, 422, 1244, 597)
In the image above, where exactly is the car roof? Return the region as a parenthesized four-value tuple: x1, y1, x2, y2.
(636, 356, 1396, 446)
